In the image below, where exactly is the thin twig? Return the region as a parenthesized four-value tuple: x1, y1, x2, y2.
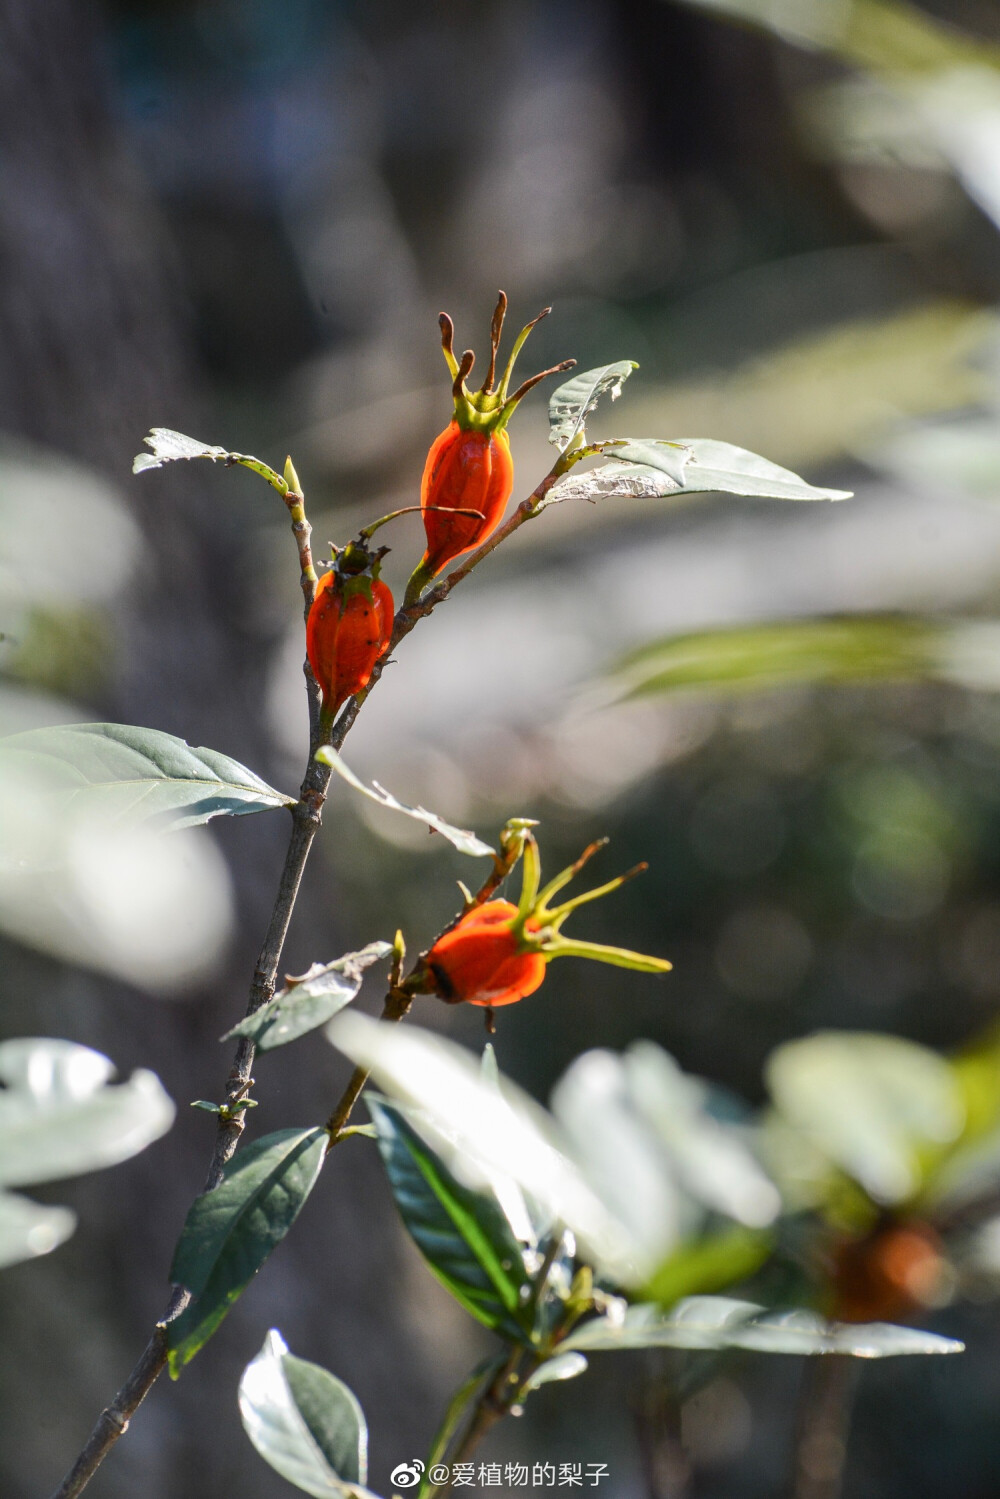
(50, 450, 568, 1499)
(435, 1347, 534, 1495)
(792, 1357, 859, 1499)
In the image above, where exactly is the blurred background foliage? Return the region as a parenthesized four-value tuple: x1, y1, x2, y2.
(9, 0, 1000, 1495)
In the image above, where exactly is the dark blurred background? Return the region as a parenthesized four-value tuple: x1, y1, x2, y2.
(7, 0, 1000, 1494)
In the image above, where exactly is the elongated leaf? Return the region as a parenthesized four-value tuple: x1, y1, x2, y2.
(368, 1098, 531, 1341)
(561, 1297, 963, 1357)
(133, 429, 287, 493)
(543, 438, 851, 509)
(611, 616, 962, 700)
(0, 723, 293, 830)
(632, 438, 851, 501)
(548, 362, 638, 452)
(0, 1191, 76, 1269)
(168, 1128, 327, 1374)
(239, 1330, 374, 1498)
(317, 747, 494, 857)
(224, 942, 392, 1051)
(767, 1033, 964, 1206)
(0, 1038, 175, 1188)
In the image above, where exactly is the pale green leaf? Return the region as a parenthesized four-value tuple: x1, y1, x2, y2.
(0, 722, 294, 830)
(317, 747, 494, 857)
(547, 362, 638, 452)
(0, 1191, 76, 1269)
(767, 1033, 964, 1205)
(543, 438, 851, 508)
(239, 1330, 374, 1499)
(521, 1352, 588, 1392)
(0, 1038, 175, 1188)
(611, 616, 952, 700)
(224, 942, 392, 1051)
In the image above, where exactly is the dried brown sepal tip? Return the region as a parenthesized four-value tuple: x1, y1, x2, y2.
(480, 291, 508, 395)
(453, 349, 475, 403)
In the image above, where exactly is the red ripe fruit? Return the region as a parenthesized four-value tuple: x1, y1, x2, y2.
(426, 899, 546, 1009)
(405, 292, 574, 598)
(419, 420, 514, 577)
(306, 565, 393, 720)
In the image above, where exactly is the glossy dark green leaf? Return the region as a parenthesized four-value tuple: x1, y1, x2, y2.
(239, 1330, 375, 1497)
(0, 722, 294, 830)
(168, 1128, 327, 1374)
(368, 1097, 531, 1341)
(224, 942, 392, 1051)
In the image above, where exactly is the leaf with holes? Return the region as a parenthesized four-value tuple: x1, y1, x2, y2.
(133, 429, 287, 493)
(317, 747, 494, 857)
(547, 362, 638, 452)
(224, 942, 392, 1052)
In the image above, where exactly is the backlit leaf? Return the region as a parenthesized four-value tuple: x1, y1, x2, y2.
(548, 362, 638, 452)
(239, 1330, 374, 1499)
(0, 722, 294, 830)
(543, 438, 850, 509)
(561, 1297, 962, 1357)
(766, 1033, 964, 1205)
(133, 429, 287, 493)
(0, 1038, 175, 1188)
(0, 1191, 76, 1269)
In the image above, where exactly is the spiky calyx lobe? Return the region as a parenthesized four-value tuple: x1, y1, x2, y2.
(426, 900, 546, 1008)
(306, 545, 393, 719)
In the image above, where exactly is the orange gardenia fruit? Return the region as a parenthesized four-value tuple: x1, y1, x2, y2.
(306, 569, 393, 719)
(419, 420, 514, 577)
(425, 899, 546, 1008)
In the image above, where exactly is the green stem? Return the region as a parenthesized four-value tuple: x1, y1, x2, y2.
(419, 1355, 508, 1498)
